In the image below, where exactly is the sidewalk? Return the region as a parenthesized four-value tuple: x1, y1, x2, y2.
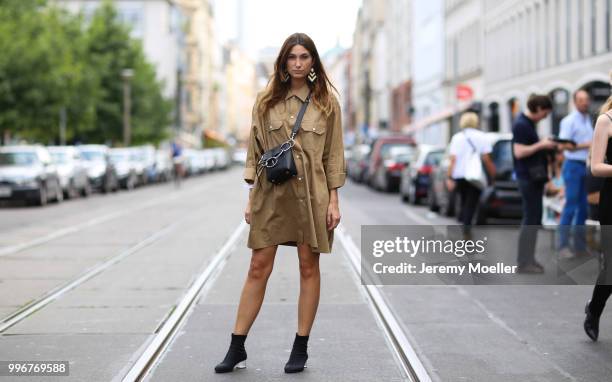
(147, 233, 407, 382)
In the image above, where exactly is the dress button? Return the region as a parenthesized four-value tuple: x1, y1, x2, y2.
(313, 128, 316, 131)
(290, 115, 294, 119)
(298, 177, 302, 181)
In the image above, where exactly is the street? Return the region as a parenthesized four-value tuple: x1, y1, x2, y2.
(1, 167, 611, 381)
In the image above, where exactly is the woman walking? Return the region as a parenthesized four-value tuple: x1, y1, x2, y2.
(584, 76, 612, 341)
(214, 33, 345, 373)
(446, 112, 496, 236)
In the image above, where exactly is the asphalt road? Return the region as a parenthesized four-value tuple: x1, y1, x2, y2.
(0, 167, 610, 381)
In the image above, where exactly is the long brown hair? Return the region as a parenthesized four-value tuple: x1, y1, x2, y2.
(258, 33, 337, 118)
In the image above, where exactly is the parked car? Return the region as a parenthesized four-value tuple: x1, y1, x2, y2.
(78, 144, 119, 193)
(48, 146, 91, 198)
(428, 148, 460, 216)
(133, 145, 158, 184)
(399, 145, 444, 204)
(347, 143, 371, 183)
(371, 144, 417, 192)
(184, 149, 204, 175)
(232, 148, 247, 165)
(202, 149, 216, 172)
(109, 148, 138, 190)
(474, 133, 522, 224)
(0, 145, 63, 206)
(211, 148, 231, 170)
(366, 135, 416, 188)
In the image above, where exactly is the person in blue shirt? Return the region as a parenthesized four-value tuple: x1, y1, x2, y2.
(557, 89, 593, 258)
(512, 94, 558, 273)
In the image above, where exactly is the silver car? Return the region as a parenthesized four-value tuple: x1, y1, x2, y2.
(0, 145, 63, 206)
(48, 146, 91, 199)
(109, 148, 138, 190)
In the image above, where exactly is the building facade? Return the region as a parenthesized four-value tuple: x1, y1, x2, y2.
(386, 0, 413, 132)
(411, 0, 447, 144)
(483, 0, 612, 134)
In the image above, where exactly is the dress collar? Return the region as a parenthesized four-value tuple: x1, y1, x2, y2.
(285, 85, 310, 102)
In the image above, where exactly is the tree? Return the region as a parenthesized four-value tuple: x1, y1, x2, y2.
(0, 0, 172, 145)
(83, 0, 172, 145)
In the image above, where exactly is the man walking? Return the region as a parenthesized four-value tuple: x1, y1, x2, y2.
(558, 89, 593, 258)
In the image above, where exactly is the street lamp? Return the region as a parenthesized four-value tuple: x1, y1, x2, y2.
(122, 68, 134, 146)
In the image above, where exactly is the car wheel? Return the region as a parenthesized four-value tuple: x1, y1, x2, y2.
(35, 185, 48, 207)
(66, 181, 78, 199)
(410, 184, 419, 205)
(81, 181, 92, 197)
(428, 188, 439, 212)
(53, 181, 63, 203)
(127, 175, 135, 190)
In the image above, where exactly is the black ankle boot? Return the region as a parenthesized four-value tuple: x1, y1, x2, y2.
(284, 333, 309, 373)
(214, 333, 247, 373)
(584, 301, 601, 342)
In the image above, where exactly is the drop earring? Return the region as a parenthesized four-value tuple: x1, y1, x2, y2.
(308, 67, 317, 83)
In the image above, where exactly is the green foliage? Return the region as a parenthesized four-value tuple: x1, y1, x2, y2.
(0, 0, 172, 145)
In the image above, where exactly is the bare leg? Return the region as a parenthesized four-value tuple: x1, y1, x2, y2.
(233, 245, 278, 334)
(296, 244, 320, 336)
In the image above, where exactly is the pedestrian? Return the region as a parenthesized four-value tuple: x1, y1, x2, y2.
(557, 89, 593, 259)
(214, 33, 346, 373)
(544, 150, 565, 223)
(584, 73, 612, 342)
(446, 111, 496, 236)
(170, 140, 184, 187)
(512, 94, 558, 273)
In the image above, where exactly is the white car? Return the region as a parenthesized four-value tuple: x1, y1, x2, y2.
(48, 146, 91, 198)
(0, 145, 63, 206)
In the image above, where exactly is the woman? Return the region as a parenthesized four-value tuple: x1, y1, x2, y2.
(584, 77, 612, 341)
(214, 33, 345, 373)
(446, 112, 496, 236)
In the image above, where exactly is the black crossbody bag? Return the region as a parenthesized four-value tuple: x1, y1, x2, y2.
(256, 92, 311, 185)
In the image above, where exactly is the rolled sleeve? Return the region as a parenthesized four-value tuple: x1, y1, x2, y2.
(244, 98, 263, 184)
(323, 97, 346, 190)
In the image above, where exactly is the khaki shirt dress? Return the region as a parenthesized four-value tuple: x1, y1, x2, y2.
(243, 85, 346, 254)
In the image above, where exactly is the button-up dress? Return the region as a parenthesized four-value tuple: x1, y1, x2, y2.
(243, 85, 346, 253)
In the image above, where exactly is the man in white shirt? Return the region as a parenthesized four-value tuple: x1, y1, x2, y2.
(558, 89, 593, 258)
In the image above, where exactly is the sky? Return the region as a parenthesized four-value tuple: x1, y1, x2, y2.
(214, 0, 362, 59)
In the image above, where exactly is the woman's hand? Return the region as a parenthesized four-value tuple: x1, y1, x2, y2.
(244, 198, 252, 224)
(327, 201, 341, 231)
(446, 178, 456, 193)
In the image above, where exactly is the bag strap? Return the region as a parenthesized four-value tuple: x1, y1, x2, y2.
(289, 91, 312, 140)
(254, 91, 312, 182)
(463, 130, 478, 154)
(605, 112, 612, 122)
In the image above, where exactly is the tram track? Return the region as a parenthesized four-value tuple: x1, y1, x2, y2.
(118, 221, 247, 382)
(335, 224, 432, 382)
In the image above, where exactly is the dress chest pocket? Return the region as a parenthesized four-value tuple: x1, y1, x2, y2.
(298, 116, 326, 151)
(265, 119, 287, 147)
